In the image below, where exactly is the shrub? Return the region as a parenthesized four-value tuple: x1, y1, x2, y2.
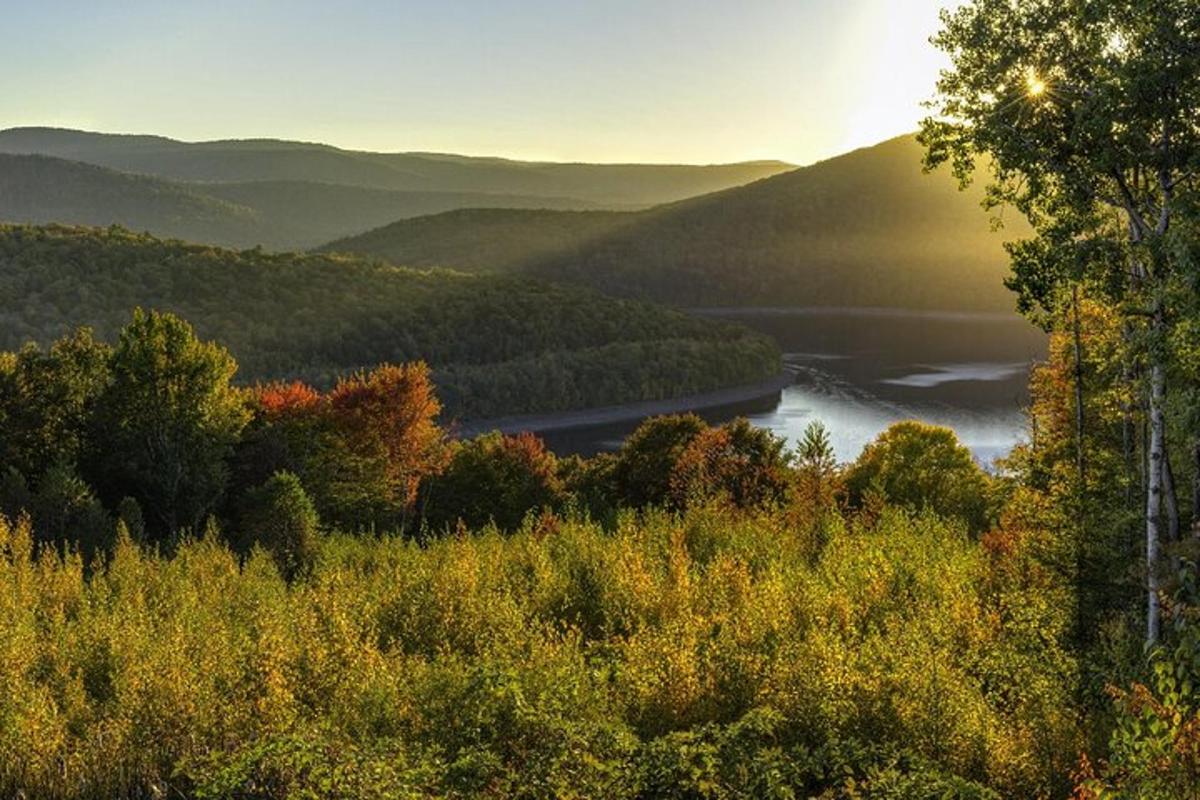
(0, 502, 1082, 799)
(1075, 564, 1200, 799)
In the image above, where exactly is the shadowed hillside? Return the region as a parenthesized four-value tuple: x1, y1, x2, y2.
(0, 154, 268, 246)
(0, 224, 780, 418)
(319, 207, 639, 273)
(0, 153, 622, 250)
(198, 181, 615, 249)
(0, 127, 794, 207)
(322, 136, 1025, 311)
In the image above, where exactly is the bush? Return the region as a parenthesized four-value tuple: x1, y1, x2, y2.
(845, 421, 991, 533)
(1076, 564, 1200, 799)
(239, 471, 320, 580)
(0, 503, 1081, 799)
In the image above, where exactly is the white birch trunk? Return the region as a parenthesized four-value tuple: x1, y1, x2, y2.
(1146, 358, 1166, 644)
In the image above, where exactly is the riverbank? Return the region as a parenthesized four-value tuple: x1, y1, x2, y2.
(452, 372, 794, 438)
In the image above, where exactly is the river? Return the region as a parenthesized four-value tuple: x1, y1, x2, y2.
(511, 308, 1047, 466)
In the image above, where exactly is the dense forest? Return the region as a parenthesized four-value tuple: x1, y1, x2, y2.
(321, 136, 1024, 311)
(0, 225, 780, 418)
(0, 127, 794, 207)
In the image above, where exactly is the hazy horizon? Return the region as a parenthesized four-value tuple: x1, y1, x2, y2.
(0, 122, 926, 167)
(3, 0, 960, 166)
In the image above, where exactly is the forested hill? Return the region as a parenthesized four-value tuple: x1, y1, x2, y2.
(322, 135, 1024, 312)
(0, 127, 794, 207)
(0, 154, 269, 246)
(0, 224, 779, 418)
(0, 153, 616, 250)
(195, 180, 610, 248)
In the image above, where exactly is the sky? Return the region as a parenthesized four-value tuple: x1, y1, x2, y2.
(1, 0, 960, 165)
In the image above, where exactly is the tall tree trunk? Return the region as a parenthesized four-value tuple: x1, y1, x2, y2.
(1146, 359, 1166, 645)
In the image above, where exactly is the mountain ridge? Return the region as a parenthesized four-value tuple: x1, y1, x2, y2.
(320, 135, 1024, 312)
(0, 126, 795, 206)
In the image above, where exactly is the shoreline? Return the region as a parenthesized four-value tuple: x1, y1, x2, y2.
(453, 372, 794, 438)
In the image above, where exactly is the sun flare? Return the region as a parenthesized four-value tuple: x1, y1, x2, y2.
(1025, 68, 1047, 97)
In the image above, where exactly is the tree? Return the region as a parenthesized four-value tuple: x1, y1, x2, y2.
(0, 328, 111, 477)
(28, 463, 112, 555)
(845, 422, 991, 534)
(613, 414, 708, 509)
(324, 363, 446, 530)
(89, 310, 250, 538)
(239, 471, 320, 581)
(795, 421, 841, 524)
(922, 0, 1200, 642)
(233, 380, 331, 503)
(668, 418, 793, 510)
(424, 432, 563, 533)
(234, 368, 447, 532)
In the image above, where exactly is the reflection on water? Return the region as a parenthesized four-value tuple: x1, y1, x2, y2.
(749, 358, 1028, 465)
(540, 308, 1048, 466)
(880, 362, 1027, 388)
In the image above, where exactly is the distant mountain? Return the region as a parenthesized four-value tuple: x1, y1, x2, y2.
(321, 136, 1027, 312)
(0, 154, 272, 246)
(0, 127, 794, 207)
(198, 181, 615, 249)
(0, 151, 625, 249)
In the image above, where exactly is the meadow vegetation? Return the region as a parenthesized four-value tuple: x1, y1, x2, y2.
(0, 499, 1082, 799)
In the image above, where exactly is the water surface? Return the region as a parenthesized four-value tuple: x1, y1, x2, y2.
(540, 308, 1047, 465)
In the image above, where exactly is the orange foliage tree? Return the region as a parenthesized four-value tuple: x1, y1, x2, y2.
(239, 363, 446, 531)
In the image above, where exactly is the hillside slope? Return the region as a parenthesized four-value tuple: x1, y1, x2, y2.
(0, 224, 779, 418)
(0, 127, 795, 207)
(0, 153, 620, 250)
(0, 154, 268, 246)
(199, 181, 614, 249)
(319, 208, 638, 272)
(322, 136, 1025, 312)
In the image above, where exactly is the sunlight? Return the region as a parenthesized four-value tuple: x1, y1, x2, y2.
(1025, 68, 1047, 98)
